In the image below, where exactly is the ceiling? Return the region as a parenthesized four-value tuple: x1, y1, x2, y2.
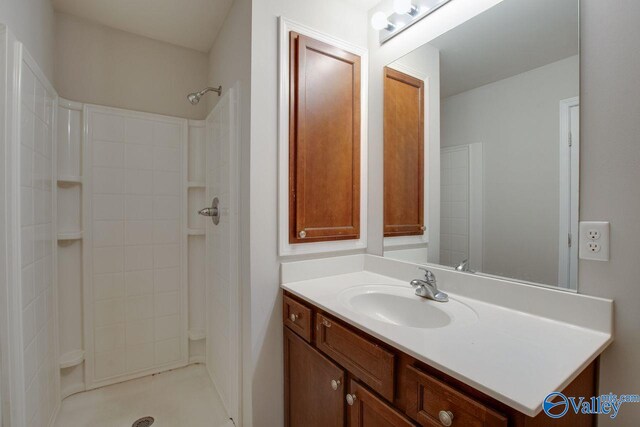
(341, 0, 382, 11)
(52, 0, 234, 52)
(426, 0, 579, 98)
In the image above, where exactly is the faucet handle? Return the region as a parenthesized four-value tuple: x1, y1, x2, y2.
(418, 267, 436, 283)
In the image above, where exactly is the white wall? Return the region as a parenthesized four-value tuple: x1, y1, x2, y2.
(441, 56, 579, 285)
(54, 13, 210, 120)
(249, 1, 368, 425)
(0, 0, 55, 81)
(580, 1, 640, 424)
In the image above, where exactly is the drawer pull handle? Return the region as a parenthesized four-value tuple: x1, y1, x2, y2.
(322, 319, 332, 328)
(438, 410, 454, 426)
(289, 313, 299, 322)
(346, 394, 357, 406)
(299, 230, 307, 238)
(330, 379, 341, 391)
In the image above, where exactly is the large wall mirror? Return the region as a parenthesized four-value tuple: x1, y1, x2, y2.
(382, 0, 580, 290)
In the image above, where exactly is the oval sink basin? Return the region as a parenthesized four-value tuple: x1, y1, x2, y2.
(338, 285, 477, 329)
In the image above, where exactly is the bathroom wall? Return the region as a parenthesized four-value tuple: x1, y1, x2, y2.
(54, 13, 210, 120)
(249, 1, 368, 425)
(0, 0, 55, 81)
(441, 55, 579, 285)
(580, 1, 640, 424)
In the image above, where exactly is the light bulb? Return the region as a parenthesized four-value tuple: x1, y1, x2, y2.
(371, 11, 391, 30)
(393, 0, 413, 15)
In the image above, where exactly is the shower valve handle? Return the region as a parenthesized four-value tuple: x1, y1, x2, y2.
(198, 197, 220, 225)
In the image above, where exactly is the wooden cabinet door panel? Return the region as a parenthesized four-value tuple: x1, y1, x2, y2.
(284, 327, 346, 427)
(384, 67, 425, 237)
(348, 380, 416, 427)
(289, 32, 361, 243)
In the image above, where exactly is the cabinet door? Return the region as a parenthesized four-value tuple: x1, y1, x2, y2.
(284, 328, 346, 427)
(289, 31, 361, 244)
(383, 67, 425, 237)
(347, 380, 416, 427)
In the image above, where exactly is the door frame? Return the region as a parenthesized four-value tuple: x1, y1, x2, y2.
(558, 97, 579, 290)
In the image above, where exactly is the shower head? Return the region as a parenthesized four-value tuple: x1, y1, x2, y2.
(187, 86, 222, 105)
(187, 92, 201, 105)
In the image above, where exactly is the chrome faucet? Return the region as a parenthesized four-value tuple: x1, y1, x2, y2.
(410, 267, 449, 302)
(454, 259, 474, 273)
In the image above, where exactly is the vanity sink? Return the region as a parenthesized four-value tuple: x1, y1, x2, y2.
(338, 285, 478, 329)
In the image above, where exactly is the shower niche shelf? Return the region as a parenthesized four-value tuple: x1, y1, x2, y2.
(188, 329, 206, 341)
(187, 228, 205, 236)
(59, 349, 85, 369)
(58, 231, 83, 241)
(57, 175, 83, 185)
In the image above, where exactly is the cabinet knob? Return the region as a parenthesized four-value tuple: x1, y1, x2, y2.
(298, 230, 307, 238)
(420, 225, 426, 231)
(330, 379, 341, 391)
(346, 394, 357, 406)
(438, 410, 454, 426)
(289, 313, 299, 322)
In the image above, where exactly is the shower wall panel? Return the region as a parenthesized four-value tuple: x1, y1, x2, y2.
(2, 31, 61, 427)
(19, 50, 59, 427)
(83, 106, 188, 389)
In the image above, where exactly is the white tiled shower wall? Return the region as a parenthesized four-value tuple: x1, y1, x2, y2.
(84, 107, 188, 388)
(440, 146, 470, 267)
(19, 53, 59, 426)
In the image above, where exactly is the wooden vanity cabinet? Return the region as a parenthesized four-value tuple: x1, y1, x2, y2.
(284, 328, 346, 427)
(283, 291, 596, 427)
(347, 379, 417, 427)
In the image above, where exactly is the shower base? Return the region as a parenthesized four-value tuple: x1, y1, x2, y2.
(54, 365, 232, 427)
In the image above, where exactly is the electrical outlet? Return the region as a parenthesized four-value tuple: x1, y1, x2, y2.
(587, 230, 601, 240)
(579, 221, 610, 261)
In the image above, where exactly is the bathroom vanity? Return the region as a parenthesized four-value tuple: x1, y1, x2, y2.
(281, 255, 613, 427)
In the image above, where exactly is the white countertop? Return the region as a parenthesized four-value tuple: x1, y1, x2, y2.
(281, 255, 614, 417)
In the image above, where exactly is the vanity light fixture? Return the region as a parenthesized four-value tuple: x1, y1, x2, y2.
(394, 0, 419, 16)
(372, 0, 454, 44)
(371, 11, 395, 31)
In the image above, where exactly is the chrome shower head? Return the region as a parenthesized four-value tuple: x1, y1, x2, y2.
(187, 92, 201, 105)
(187, 86, 222, 105)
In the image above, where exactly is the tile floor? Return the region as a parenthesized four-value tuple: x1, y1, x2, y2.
(54, 365, 232, 427)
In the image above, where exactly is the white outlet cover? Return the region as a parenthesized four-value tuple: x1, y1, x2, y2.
(579, 221, 610, 261)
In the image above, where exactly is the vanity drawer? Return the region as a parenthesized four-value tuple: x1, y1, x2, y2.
(283, 295, 313, 342)
(316, 313, 395, 401)
(405, 366, 507, 427)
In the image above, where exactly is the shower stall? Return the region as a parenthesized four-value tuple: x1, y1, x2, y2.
(1, 26, 241, 427)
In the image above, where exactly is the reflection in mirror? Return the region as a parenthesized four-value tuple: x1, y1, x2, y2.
(382, 0, 580, 289)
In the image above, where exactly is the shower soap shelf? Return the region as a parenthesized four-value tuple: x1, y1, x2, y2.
(60, 349, 85, 369)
